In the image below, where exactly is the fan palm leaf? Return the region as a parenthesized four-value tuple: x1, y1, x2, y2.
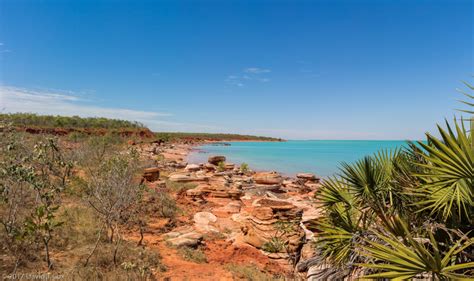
(358, 225, 474, 280)
(414, 119, 473, 221)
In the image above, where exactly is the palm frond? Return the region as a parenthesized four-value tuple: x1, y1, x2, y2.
(358, 220, 474, 279)
(414, 120, 473, 221)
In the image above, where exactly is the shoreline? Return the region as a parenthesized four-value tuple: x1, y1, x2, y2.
(182, 141, 309, 180)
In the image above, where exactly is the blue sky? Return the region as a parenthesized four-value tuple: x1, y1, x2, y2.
(0, 0, 472, 140)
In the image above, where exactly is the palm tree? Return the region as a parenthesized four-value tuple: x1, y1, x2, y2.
(309, 81, 474, 279)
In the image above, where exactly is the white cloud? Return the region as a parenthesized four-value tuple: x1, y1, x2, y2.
(0, 85, 225, 132)
(244, 67, 271, 74)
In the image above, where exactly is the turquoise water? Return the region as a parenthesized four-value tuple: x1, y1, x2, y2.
(187, 140, 409, 177)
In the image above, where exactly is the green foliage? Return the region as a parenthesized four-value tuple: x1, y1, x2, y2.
(0, 126, 73, 269)
(240, 162, 249, 173)
(225, 264, 284, 281)
(414, 119, 473, 222)
(358, 220, 474, 280)
(311, 81, 474, 279)
(262, 237, 286, 253)
(166, 180, 197, 193)
(216, 161, 226, 172)
(154, 131, 282, 142)
(0, 113, 145, 129)
(177, 246, 208, 264)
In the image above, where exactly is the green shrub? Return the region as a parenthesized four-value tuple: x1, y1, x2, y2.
(216, 161, 226, 172)
(177, 247, 207, 264)
(225, 264, 283, 281)
(166, 180, 197, 193)
(240, 162, 249, 173)
(261, 237, 286, 253)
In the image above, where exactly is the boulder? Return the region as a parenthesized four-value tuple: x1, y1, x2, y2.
(167, 237, 199, 247)
(225, 163, 235, 170)
(165, 227, 203, 247)
(194, 212, 217, 225)
(142, 167, 160, 182)
(208, 155, 226, 165)
(253, 171, 283, 185)
(185, 164, 201, 172)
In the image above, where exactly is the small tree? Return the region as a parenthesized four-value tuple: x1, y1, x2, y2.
(0, 125, 72, 270)
(84, 148, 145, 265)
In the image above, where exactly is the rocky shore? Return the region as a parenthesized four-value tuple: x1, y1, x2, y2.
(136, 140, 321, 279)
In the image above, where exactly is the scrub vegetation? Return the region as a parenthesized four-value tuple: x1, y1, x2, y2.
(0, 122, 168, 279)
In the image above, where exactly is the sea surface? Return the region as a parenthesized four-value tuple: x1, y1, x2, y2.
(187, 140, 409, 178)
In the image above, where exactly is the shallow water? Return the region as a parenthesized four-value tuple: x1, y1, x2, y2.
(187, 140, 409, 177)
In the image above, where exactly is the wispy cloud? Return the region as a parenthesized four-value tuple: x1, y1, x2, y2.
(0, 42, 11, 56)
(225, 75, 244, 87)
(244, 67, 271, 74)
(226, 67, 271, 87)
(0, 85, 226, 133)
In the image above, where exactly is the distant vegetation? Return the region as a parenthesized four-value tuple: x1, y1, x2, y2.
(0, 113, 145, 129)
(155, 132, 283, 142)
(0, 113, 281, 142)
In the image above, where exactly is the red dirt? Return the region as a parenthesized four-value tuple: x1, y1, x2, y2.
(204, 240, 286, 275)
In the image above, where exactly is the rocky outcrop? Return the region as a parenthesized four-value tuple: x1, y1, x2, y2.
(194, 212, 219, 233)
(239, 198, 305, 254)
(253, 171, 283, 185)
(185, 164, 201, 172)
(186, 183, 242, 201)
(142, 167, 160, 182)
(208, 155, 226, 165)
(296, 173, 319, 182)
(168, 172, 209, 182)
(165, 226, 204, 247)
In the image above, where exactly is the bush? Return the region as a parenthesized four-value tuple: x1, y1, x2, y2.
(177, 247, 207, 264)
(166, 180, 197, 193)
(240, 163, 249, 173)
(261, 237, 286, 253)
(225, 264, 283, 281)
(216, 161, 226, 172)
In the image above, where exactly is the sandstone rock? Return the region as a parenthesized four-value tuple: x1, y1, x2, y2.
(164, 227, 203, 247)
(185, 164, 201, 172)
(168, 173, 208, 182)
(168, 237, 198, 247)
(168, 173, 192, 182)
(240, 199, 305, 254)
(253, 171, 283, 185)
(225, 163, 235, 170)
(208, 155, 226, 165)
(142, 167, 160, 182)
(194, 224, 219, 233)
(213, 202, 242, 218)
(305, 182, 321, 190)
(194, 212, 217, 225)
(296, 173, 316, 180)
(204, 163, 216, 171)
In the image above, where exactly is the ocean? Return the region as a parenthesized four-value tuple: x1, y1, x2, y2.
(187, 140, 410, 178)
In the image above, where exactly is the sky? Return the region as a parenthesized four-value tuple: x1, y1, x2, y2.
(0, 0, 472, 140)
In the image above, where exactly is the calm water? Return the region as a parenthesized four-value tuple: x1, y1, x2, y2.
(187, 140, 408, 177)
